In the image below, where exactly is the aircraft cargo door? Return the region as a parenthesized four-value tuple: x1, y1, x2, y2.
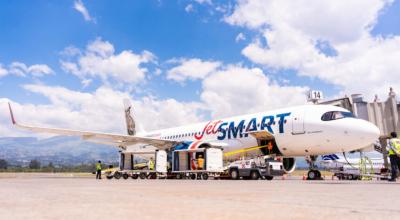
(292, 109, 305, 135)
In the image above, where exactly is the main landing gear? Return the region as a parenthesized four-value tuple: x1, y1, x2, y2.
(305, 155, 323, 180)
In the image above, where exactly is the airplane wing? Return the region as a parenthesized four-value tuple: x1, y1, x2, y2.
(7, 103, 178, 150)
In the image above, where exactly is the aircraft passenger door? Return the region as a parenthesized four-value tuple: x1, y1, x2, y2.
(292, 109, 305, 135)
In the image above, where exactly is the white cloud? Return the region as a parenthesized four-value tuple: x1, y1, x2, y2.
(235, 32, 246, 42)
(167, 58, 221, 82)
(0, 64, 8, 77)
(225, 0, 390, 43)
(1, 64, 310, 137)
(61, 38, 156, 85)
(154, 68, 162, 76)
(194, 0, 212, 5)
(81, 79, 92, 88)
(224, 0, 399, 99)
(0, 84, 205, 137)
(185, 4, 194, 13)
(74, 0, 94, 22)
(200, 65, 308, 118)
(6, 62, 53, 77)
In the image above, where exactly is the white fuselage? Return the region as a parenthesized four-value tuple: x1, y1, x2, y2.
(131, 105, 380, 157)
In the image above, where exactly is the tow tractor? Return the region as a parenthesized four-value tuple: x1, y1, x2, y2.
(227, 156, 285, 180)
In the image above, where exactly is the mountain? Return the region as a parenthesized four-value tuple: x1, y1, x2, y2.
(0, 136, 119, 166)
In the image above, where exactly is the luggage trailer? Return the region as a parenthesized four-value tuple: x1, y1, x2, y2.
(171, 146, 224, 180)
(106, 147, 225, 180)
(105, 150, 168, 180)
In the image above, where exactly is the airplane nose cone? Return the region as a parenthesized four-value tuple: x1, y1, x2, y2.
(335, 119, 381, 152)
(359, 121, 380, 146)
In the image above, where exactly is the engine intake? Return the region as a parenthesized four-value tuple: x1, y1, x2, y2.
(282, 157, 296, 173)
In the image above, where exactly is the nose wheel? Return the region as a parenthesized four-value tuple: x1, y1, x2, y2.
(305, 155, 323, 180)
(307, 169, 322, 180)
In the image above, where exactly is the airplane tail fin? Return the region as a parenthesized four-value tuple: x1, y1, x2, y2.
(123, 99, 136, 136)
(322, 154, 340, 161)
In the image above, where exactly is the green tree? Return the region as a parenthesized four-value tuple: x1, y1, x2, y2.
(0, 159, 8, 169)
(29, 160, 41, 169)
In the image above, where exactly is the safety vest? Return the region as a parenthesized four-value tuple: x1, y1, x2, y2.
(149, 160, 154, 170)
(197, 158, 204, 168)
(389, 138, 400, 155)
(96, 163, 101, 171)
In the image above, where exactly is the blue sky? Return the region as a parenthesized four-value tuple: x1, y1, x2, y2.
(0, 1, 246, 102)
(1, 0, 400, 136)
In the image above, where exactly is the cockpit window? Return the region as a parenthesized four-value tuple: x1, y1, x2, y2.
(321, 111, 355, 121)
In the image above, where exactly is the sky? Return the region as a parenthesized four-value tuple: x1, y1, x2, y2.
(0, 0, 400, 137)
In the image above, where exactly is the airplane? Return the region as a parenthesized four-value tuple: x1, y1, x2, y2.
(7, 102, 380, 180)
(321, 153, 387, 180)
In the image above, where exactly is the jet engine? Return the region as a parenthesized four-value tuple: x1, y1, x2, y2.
(282, 157, 296, 173)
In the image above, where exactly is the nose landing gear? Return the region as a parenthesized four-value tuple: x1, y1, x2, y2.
(306, 155, 323, 180)
(307, 169, 321, 180)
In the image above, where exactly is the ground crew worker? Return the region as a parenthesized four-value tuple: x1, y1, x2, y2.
(388, 132, 400, 182)
(197, 155, 204, 170)
(96, 160, 102, 179)
(148, 157, 154, 170)
(267, 141, 273, 154)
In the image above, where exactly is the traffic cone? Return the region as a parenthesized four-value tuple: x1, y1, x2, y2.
(302, 173, 306, 180)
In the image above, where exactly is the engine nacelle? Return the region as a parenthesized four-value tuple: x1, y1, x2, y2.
(282, 157, 296, 173)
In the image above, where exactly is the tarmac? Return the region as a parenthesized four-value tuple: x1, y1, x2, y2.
(0, 173, 399, 220)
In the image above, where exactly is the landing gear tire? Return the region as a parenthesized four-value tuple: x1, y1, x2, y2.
(139, 172, 147, 179)
(122, 173, 129, 180)
(250, 171, 260, 180)
(202, 173, 209, 180)
(131, 174, 139, 179)
(230, 169, 239, 180)
(307, 170, 321, 180)
(113, 172, 122, 179)
(265, 176, 273, 180)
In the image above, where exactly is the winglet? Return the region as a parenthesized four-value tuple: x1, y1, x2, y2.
(8, 102, 16, 125)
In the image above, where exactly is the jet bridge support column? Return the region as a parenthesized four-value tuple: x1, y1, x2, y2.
(379, 137, 389, 169)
